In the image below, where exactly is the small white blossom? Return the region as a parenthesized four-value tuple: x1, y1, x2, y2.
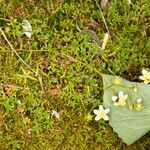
(137, 98, 142, 103)
(139, 69, 150, 84)
(93, 105, 110, 121)
(135, 98, 143, 111)
(112, 91, 128, 106)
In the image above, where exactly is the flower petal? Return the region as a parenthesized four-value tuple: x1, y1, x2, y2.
(124, 94, 128, 99)
(137, 98, 142, 103)
(95, 116, 101, 121)
(104, 108, 110, 114)
(112, 96, 118, 102)
(139, 76, 144, 80)
(113, 102, 119, 106)
(122, 101, 126, 106)
(93, 109, 99, 115)
(144, 81, 149, 84)
(119, 91, 124, 97)
(103, 115, 109, 121)
(99, 105, 104, 111)
(142, 69, 148, 76)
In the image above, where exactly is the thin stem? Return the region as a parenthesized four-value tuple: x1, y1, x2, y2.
(61, 53, 102, 77)
(95, 0, 112, 42)
(0, 83, 24, 89)
(0, 18, 11, 22)
(0, 28, 41, 77)
(0, 47, 103, 77)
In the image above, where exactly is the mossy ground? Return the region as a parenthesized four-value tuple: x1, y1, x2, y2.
(0, 0, 150, 149)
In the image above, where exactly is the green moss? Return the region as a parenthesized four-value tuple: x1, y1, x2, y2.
(0, 0, 149, 149)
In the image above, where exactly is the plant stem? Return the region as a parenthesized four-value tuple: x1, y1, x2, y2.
(0, 28, 41, 77)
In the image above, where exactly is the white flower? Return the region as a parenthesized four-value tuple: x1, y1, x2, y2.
(137, 98, 142, 103)
(135, 98, 143, 111)
(112, 91, 128, 106)
(93, 105, 110, 121)
(139, 69, 150, 84)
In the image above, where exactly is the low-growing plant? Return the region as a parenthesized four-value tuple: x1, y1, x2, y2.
(0, 0, 149, 149)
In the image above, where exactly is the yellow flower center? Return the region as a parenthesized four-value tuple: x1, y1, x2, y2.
(120, 96, 126, 101)
(144, 73, 150, 81)
(114, 79, 121, 85)
(117, 100, 125, 105)
(98, 111, 106, 118)
(116, 96, 126, 106)
(136, 103, 143, 111)
(145, 77, 150, 82)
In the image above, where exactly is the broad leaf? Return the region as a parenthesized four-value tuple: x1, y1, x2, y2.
(102, 74, 150, 145)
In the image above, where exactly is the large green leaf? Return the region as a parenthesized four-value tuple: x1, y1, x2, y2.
(102, 74, 150, 145)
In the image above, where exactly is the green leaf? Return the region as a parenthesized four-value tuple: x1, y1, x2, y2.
(102, 74, 150, 145)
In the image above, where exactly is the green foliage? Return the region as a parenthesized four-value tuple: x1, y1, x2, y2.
(103, 74, 150, 145)
(0, 0, 150, 149)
